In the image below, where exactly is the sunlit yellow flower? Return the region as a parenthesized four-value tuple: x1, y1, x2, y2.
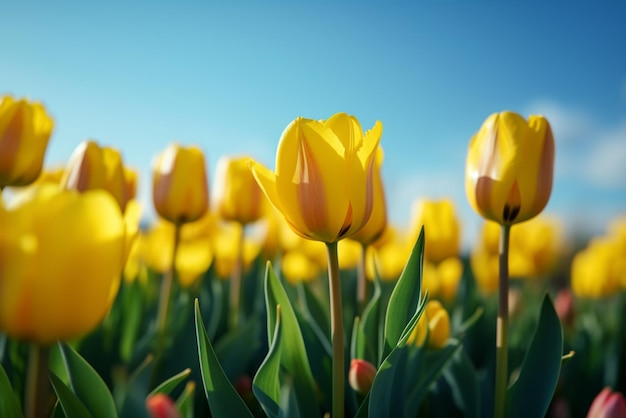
(124, 166, 139, 202)
(465, 111, 554, 225)
(281, 251, 322, 284)
(409, 198, 461, 263)
(571, 237, 622, 299)
(152, 143, 209, 225)
(249, 113, 382, 243)
(365, 226, 410, 282)
(470, 246, 499, 295)
(407, 300, 450, 350)
(211, 221, 263, 280)
(0, 95, 54, 188)
(140, 215, 215, 288)
(0, 184, 125, 344)
(214, 156, 263, 225)
(61, 140, 129, 212)
(422, 257, 463, 302)
(350, 147, 387, 246)
(338, 239, 362, 270)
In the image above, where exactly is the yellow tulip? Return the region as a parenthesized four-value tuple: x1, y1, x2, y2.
(470, 246, 499, 295)
(214, 156, 264, 225)
(465, 111, 554, 225)
(409, 198, 460, 263)
(61, 140, 129, 212)
(281, 251, 322, 284)
(211, 221, 263, 280)
(152, 143, 209, 224)
(124, 166, 139, 202)
(338, 239, 362, 270)
(350, 147, 387, 246)
(571, 237, 621, 299)
(407, 300, 450, 349)
(366, 226, 410, 282)
(422, 257, 463, 302)
(0, 184, 125, 344)
(249, 113, 381, 243)
(0, 95, 54, 188)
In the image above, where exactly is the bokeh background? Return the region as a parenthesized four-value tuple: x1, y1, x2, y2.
(2, 1, 625, 249)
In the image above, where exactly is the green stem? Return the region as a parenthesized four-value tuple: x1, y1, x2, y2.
(356, 243, 368, 316)
(25, 344, 50, 418)
(326, 242, 344, 418)
(152, 222, 182, 386)
(229, 222, 245, 330)
(494, 224, 511, 418)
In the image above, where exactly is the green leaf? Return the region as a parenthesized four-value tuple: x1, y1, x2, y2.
(214, 316, 261, 382)
(264, 262, 320, 415)
(443, 349, 481, 418)
(149, 368, 191, 397)
(59, 342, 118, 418)
(194, 299, 253, 418)
(117, 354, 152, 418)
(0, 361, 22, 418)
(382, 227, 425, 358)
(175, 381, 196, 418)
(356, 276, 382, 364)
(253, 305, 283, 418)
(119, 280, 145, 363)
(49, 372, 93, 418)
(507, 294, 564, 418)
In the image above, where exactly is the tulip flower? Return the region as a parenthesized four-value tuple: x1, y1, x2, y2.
(587, 387, 626, 418)
(146, 394, 182, 418)
(571, 237, 622, 299)
(366, 226, 411, 282)
(152, 143, 209, 225)
(249, 112, 381, 243)
(61, 140, 130, 212)
(409, 198, 461, 263)
(348, 359, 377, 395)
(422, 257, 463, 302)
(407, 300, 450, 350)
(214, 155, 263, 225)
(465, 111, 554, 226)
(0, 184, 125, 343)
(0, 95, 54, 188)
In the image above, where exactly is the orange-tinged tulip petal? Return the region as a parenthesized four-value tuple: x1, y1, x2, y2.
(351, 146, 386, 246)
(0, 96, 53, 187)
(0, 185, 125, 344)
(466, 111, 554, 225)
(152, 143, 209, 224)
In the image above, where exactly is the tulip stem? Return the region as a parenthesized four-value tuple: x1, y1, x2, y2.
(494, 224, 511, 418)
(25, 344, 50, 418)
(356, 243, 368, 315)
(153, 222, 182, 386)
(229, 222, 245, 330)
(326, 242, 344, 418)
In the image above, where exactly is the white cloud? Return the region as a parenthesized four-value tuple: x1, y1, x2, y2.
(584, 122, 626, 188)
(524, 100, 592, 143)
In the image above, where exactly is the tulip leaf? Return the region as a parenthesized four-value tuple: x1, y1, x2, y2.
(58, 342, 118, 418)
(175, 381, 196, 418)
(264, 262, 320, 416)
(119, 280, 145, 363)
(443, 349, 481, 418)
(149, 368, 191, 397)
(357, 275, 382, 364)
(0, 362, 22, 418)
(383, 227, 425, 358)
(117, 354, 153, 418)
(214, 315, 261, 382)
(507, 294, 563, 418)
(194, 299, 253, 418)
(253, 305, 283, 418)
(49, 372, 93, 418)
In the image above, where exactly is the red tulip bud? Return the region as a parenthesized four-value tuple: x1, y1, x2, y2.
(349, 359, 377, 395)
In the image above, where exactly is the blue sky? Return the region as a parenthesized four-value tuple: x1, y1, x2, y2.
(2, 2, 625, 249)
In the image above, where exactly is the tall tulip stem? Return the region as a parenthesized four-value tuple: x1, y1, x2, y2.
(25, 344, 50, 418)
(495, 224, 511, 418)
(153, 222, 182, 386)
(229, 223, 245, 330)
(326, 242, 344, 418)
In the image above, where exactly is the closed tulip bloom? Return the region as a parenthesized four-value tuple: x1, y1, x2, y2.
(571, 237, 622, 299)
(249, 113, 381, 243)
(153, 143, 209, 224)
(351, 147, 387, 246)
(0, 184, 125, 344)
(587, 387, 626, 418)
(0, 96, 54, 188)
(348, 359, 377, 395)
(466, 111, 554, 225)
(61, 140, 129, 212)
(407, 300, 450, 349)
(214, 156, 263, 224)
(410, 198, 460, 263)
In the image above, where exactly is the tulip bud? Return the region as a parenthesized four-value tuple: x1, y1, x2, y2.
(0, 95, 54, 188)
(152, 143, 209, 225)
(465, 111, 554, 225)
(409, 198, 461, 263)
(587, 387, 626, 418)
(213, 156, 263, 225)
(554, 287, 575, 327)
(61, 140, 129, 212)
(249, 113, 381, 243)
(146, 394, 181, 418)
(348, 359, 377, 395)
(407, 300, 451, 349)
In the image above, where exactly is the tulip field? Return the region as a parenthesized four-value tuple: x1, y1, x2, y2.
(1, 96, 626, 418)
